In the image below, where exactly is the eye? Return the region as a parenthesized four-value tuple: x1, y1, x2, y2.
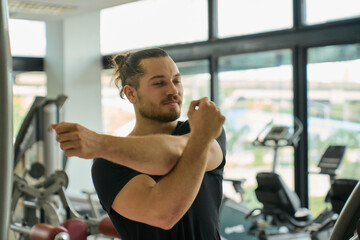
(153, 81, 164, 86)
(173, 79, 182, 85)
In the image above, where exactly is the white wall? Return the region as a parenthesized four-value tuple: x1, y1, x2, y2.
(45, 11, 102, 198)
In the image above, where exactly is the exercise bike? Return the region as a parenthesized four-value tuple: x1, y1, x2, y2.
(249, 119, 358, 239)
(219, 118, 304, 240)
(247, 118, 313, 239)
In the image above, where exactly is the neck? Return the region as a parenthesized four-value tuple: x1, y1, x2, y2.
(130, 114, 178, 136)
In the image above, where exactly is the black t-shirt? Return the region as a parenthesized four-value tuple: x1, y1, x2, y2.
(91, 121, 226, 240)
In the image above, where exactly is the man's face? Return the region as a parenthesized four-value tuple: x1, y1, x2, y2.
(134, 56, 183, 122)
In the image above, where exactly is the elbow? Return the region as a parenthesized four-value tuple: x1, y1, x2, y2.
(155, 216, 178, 230)
(160, 158, 177, 175)
(156, 153, 180, 176)
(159, 223, 175, 231)
(150, 209, 182, 230)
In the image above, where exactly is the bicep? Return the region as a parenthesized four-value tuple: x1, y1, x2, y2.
(111, 174, 162, 227)
(206, 139, 224, 172)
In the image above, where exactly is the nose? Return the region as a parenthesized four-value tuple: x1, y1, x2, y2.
(166, 82, 179, 96)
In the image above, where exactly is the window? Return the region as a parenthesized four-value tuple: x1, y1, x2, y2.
(305, 0, 360, 25)
(100, 0, 208, 55)
(307, 44, 360, 217)
(219, 49, 293, 207)
(13, 72, 47, 137)
(218, 0, 293, 38)
(101, 69, 135, 136)
(177, 60, 210, 119)
(9, 19, 46, 57)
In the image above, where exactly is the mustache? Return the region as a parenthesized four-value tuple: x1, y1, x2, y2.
(161, 96, 182, 104)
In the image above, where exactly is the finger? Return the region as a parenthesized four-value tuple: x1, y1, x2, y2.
(200, 96, 209, 102)
(59, 141, 79, 151)
(49, 123, 58, 132)
(64, 149, 91, 159)
(56, 132, 80, 143)
(188, 99, 201, 114)
(53, 122, 79, 134)
(64, 149, 78, 158)
(220, 115, 226, 124)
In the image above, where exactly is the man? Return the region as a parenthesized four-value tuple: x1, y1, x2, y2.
(52, 48, 226, 240)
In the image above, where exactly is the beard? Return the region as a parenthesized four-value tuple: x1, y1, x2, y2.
(138, 95, 182, 122)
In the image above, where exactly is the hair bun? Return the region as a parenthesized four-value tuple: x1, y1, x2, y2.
(112, 52, 134, 69)
(113, 54, 126, 66)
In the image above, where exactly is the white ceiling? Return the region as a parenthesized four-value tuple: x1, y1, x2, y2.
(8, 0, 138, 21)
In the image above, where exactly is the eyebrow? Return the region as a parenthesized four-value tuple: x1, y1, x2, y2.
(149, 73, 181, 81)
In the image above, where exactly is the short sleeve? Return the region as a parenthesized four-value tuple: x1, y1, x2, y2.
(213, 128, 227, 171)
(216, 128, 226, 158)
(91, 158, 141, 212)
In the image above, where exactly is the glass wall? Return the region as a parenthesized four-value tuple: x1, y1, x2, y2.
(219, 49, 293, 207)
(218, 0, 293, 38)
(100, 0, 208, 55)
(307, 44, 360, 216)
(101, 60, 210, 135)
(305, 0, 360, 25)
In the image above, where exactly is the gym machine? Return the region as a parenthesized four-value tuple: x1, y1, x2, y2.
(248, 118, 313, 239)
(250, 119, 358, 239)
(329, 180, 360, 240)
(10, 96, 121, 240)
(220, 178, 258, 240)
(1, 0, 14, 238)
(219, 119, 304, 240)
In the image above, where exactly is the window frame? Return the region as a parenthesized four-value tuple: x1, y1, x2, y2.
(14, 0, 360, 208)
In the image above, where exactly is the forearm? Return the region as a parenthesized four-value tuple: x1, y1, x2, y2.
(99, 134, 188, 175)
(145, 134, 211, 229)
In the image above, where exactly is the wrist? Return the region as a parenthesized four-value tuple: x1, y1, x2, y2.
(189, 131, 213, 146)
(97, 134, 115, 159)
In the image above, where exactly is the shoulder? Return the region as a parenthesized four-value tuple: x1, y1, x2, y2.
(91, 158, 142, 212)
(216, 128, 226, 157)
(92, 158, 140, 183)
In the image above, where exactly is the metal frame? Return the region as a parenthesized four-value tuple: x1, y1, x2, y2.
(13, 0, 360, 208)
(0, 0, 13, 238)
(293, 46, 309, 206)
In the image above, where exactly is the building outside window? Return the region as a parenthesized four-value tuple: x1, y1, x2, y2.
(219, 49, 293, 208)
(307, 43, 360, 216)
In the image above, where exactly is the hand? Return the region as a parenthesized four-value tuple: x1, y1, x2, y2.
(187, 97, 225, 142)
(50, 122, 102, 159)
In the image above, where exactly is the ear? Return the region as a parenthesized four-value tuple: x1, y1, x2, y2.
(123, 85, 137, 104)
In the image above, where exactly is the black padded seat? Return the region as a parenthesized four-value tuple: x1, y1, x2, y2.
(255, 172, 312, 225)
(328, 178, 359, 214)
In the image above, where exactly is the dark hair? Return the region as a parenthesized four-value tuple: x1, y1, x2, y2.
(112, 48, 169, 99)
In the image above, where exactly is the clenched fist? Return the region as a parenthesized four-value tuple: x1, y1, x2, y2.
(187, 97, 225, 142)
(51, 122, 103, 159)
